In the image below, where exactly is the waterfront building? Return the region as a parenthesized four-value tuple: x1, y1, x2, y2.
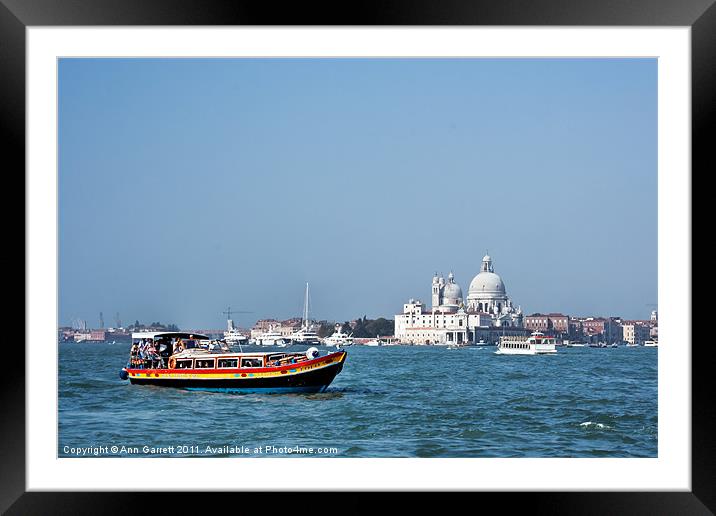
(574, 317, 622, 344)
(395, 254, 526, 345)
(568, 318, 583, 338)
(622, 321, 651, 346)
(73, 330, 106, 342)
(524, 313, 569, 334)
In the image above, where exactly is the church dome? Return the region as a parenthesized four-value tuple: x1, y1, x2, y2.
(468, 254, 506, 299)
(468, 271, 505, 297)
(443, 281, 463, 301)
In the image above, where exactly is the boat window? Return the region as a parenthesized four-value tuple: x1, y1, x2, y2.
(176, 359, 193, 369)
(241, 358, 263, 368)
(218, 358, 238, 368)
(195, 359, 215, 369)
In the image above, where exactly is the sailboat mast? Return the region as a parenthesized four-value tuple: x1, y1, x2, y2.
(304, 282, 309, 329)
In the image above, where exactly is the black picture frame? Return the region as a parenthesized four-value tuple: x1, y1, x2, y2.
(4, 0, 709, 513)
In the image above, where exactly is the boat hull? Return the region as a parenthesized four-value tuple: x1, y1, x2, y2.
(495, 349, 556, 355)
(127, 352, 346, 393)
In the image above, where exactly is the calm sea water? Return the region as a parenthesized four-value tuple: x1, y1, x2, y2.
(59, 342, 657, 458)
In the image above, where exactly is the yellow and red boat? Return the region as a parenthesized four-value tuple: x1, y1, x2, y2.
(119, 332, 347, 393)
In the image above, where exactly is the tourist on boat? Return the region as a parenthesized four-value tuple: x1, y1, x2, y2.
(173, 338, 184, 354)
(137, 339, 147, 358)
(129, 342, 140, 368)
(145, 340, 160, 365)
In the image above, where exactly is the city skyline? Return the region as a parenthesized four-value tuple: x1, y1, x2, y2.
(59, 58, 657, 328)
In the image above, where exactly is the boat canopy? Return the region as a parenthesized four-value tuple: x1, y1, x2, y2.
(131, 331, 209, 340)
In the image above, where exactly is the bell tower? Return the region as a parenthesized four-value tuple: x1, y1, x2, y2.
(432, 272, 440, 309)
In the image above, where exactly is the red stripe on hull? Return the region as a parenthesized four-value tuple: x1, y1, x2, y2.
(127, 350, 346, 375)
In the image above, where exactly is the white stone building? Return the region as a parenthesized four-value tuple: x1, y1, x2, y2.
(395, 255, 525, 345)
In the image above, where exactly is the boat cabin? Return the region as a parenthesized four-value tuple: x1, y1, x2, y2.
(128, 331, 317, 372)
(130, 331, 210, 369)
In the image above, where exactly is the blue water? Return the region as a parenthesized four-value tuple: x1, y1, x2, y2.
(59, 342, 657, 457)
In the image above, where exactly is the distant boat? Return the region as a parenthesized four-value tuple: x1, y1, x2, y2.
(324, 324, 354, 347)
(475, 338, 492, 348)
(290, 283, 320, 346)
(495, 331, 557, 355)
(221, 307, 250, 346)
(363, 335, 400, 346)
(254, 326, 290, 346)
(224, 322, 249, 346)
(289, 326, 320, 346)
(643, 340, 658, 347)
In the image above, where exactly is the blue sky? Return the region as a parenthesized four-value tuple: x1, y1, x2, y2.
(59, 58, 657, 329)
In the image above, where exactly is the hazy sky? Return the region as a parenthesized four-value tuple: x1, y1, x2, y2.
(59, 58, 657, 329)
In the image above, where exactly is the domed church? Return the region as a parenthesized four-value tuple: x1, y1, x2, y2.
(395, 253, 525, 345)
(466, 255, 522, 326)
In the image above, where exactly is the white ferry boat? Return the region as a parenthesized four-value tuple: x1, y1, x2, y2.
(496, 331, 557, 355)
(644, 340, 658, 347)
(323, 324, 354, 347)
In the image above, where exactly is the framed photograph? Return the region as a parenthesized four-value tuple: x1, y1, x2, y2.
(6, 0, 709, 512)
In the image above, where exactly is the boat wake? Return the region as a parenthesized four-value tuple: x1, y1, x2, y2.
(579, 421, 613, 430)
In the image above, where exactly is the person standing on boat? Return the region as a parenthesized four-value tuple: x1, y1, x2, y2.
(130, 341, 139, 366)
(145, 339, 159, 367)
(134, 339, 147, 368)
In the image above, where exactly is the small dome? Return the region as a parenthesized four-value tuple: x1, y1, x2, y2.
(443, 282, 463, 302)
